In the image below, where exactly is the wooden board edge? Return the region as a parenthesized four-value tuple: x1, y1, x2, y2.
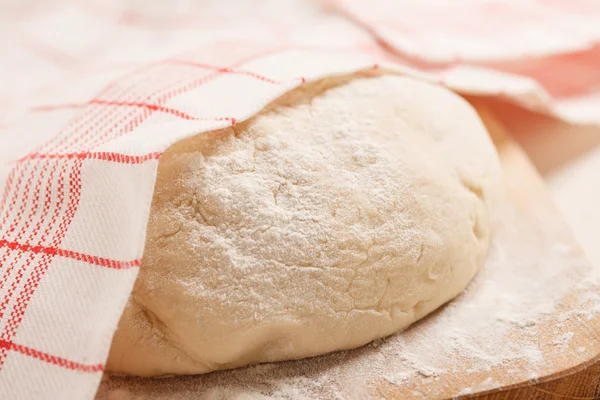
(463, 101, 600, 400)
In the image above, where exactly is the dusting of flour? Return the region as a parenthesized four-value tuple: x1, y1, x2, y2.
(97, 197, 600, 400)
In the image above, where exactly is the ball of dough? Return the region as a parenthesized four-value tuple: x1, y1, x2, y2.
(107, 74, 502, 376)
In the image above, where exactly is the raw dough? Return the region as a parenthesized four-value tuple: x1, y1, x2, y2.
(107, 73, 502, 376)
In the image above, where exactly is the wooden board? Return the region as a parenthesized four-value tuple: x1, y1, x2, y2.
(457, 103, 600, 400)
(96, 104, 600, 400)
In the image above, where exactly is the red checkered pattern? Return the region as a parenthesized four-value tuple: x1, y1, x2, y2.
(0, 0, 599, 398)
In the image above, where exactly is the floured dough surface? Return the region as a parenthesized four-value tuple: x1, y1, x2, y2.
(107, 74, 502, 376)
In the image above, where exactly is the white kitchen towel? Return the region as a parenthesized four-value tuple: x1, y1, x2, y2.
(329, 0, 600, 123)
(0, 1, 599, 399)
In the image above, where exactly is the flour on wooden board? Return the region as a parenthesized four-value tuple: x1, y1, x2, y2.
(98, 199, 600, 400)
